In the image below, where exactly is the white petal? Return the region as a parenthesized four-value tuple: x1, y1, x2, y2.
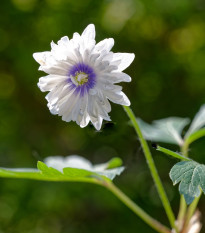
(33, 52, 52, 66)
(111, 72, 132, 83)
(47, 85, 74, 115)
(100, 72, 131, 83)
(45, 83, 67, 106)
(34, 52, 70, 75)
(73, 32, 81, 42)
(95, 38, 114, 53)
(82, 24, 96, 41)
(40, 65, 69, 76)
(51, 39, 78, 62)
(105, 90, 130, 106)
(100, 83, 122, 92)
(87, 93, 111, 123)
(89, 89, 111, 112)
(90, 115, 103, 131)
(102, 96, 111, 113)
(76, 95, 90, 128)
(102, 52, 114, 62)
(71, 97, 85, 122)
(79, 110, 90, 128)
(96, 105, 111, 121)
(60, 93, 82, 123)
(95, 60, 117, 72)
(89, 53, 101, 65)
(57, 36, 69, 45)
(87, 95, 98, 119)
(38, 75, 68, 92)
(96, 90, 112, 113)
(112, 53, 135, 71)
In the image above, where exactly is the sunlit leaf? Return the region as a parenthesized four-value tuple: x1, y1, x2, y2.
(0, 156, 125, 182)
(185, 105, 205, 138)
(137, 117, 190, 145)
(170, 161, 205, 204)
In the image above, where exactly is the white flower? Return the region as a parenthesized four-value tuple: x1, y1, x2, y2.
(44, 155, 125, 180)
(33, 24, 134, 130)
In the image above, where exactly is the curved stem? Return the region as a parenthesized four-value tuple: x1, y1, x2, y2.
(104, 182, 170, 233)
(123, 106, 178, 232)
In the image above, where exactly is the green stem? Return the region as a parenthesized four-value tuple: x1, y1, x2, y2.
(179, 140, 202, 232)
(157, 146, 190, 161)
(181, 143, 189, 157)
(183, 192, 202, 231)
(104, 182, 171, 233)
(177, 145, 188, 227)
(177, 196, 187, 226)
(123, 106, 178, 232)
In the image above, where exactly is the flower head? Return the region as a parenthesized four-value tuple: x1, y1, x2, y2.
(33, 24, 134, 130)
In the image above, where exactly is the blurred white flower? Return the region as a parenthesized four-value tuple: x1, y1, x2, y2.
(172, 211, 202, 233)
(44, 155, 124, 180)
(33, 24, 134, 130)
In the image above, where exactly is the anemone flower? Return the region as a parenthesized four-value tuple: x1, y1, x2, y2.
(33, 24, 134, 130)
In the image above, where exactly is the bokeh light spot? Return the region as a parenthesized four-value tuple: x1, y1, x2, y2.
(12, 0, 37, 11)
(169, 20, 205, 54)
(139, 16, 165, 40)
(101, 0, 136, 33)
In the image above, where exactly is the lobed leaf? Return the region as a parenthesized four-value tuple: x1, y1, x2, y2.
(170, 161, 205, 204)
(137, 117, 190, 145)
(185, 105, 205, 138)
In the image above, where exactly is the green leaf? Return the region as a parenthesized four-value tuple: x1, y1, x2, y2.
(185, 105, 205, 138)
(0, 168, 43, 180)
(156, 146, 191, 161)
(137, 117, 190, 145)
(105, 157, 123, 169)
(0, 166, 97, 182)
(0, 156, 125, 183)
(185, 128, 205, 146)
(169, 161, 205, 204)
(63, 167, 94, 178)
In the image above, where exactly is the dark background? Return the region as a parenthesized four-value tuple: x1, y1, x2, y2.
(0, 0, 205, 232)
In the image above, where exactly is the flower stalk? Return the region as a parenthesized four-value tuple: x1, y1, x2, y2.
(104, 181, 171, 233)
(123, 106, 178, 233)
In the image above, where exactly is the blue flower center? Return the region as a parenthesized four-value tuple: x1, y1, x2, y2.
(68, 63, 96, 97)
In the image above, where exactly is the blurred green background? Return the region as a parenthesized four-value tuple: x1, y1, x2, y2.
(0, 0, 205, 232)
